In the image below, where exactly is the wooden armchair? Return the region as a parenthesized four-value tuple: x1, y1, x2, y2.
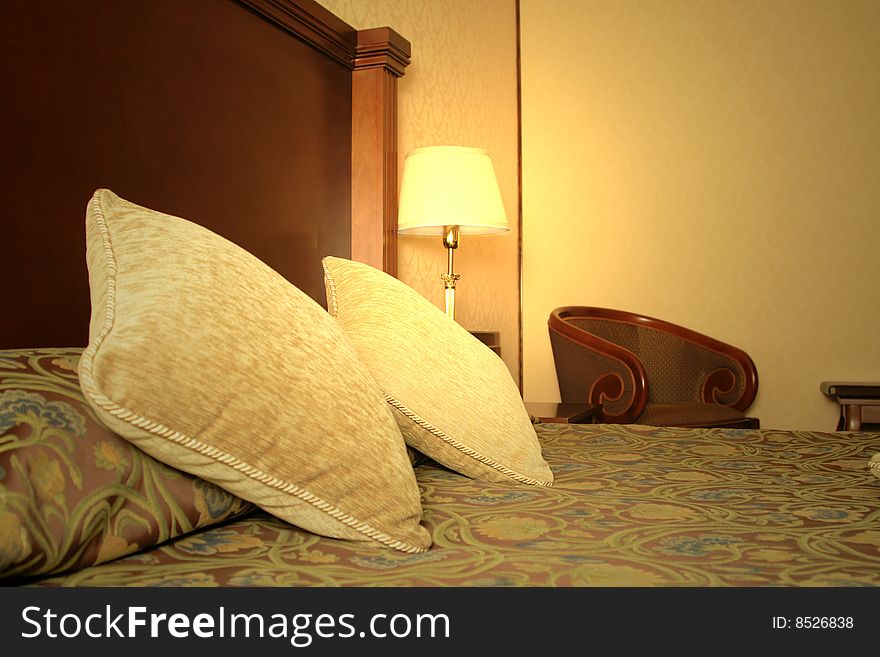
(548, 306, 759, 428)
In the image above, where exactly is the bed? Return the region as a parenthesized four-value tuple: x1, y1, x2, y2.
(1, 0, 879, 590)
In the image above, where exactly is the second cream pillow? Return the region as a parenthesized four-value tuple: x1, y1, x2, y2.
(322, 256, 553, 487)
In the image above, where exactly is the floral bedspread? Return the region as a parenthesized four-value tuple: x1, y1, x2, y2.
(28, 422, 880, 587)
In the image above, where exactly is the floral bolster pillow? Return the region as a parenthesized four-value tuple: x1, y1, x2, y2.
(0, 348, 254, 581)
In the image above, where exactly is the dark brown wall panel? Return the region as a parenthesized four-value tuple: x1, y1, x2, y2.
(1, 0, 353, 348)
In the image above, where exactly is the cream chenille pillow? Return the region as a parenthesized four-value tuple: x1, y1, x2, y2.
(322, 256, 553, 487)
(78, 189, 431, 553)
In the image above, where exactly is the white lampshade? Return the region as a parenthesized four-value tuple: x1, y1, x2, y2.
(397, 146, 508, 235)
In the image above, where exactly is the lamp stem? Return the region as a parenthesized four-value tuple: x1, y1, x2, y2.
(447, 239, 455, 277)
(440, 226, 461, 320)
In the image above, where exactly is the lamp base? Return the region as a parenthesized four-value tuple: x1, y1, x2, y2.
(441, 272, 460, 319)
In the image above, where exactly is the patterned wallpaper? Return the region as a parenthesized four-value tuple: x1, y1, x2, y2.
(520, 0, 880, 430)
(317, 0, 522, 383)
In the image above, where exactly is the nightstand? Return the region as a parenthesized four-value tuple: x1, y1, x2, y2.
(524, 402, 599, 424)
(820, 381, 880, 431)
(469, 330, 501, 356)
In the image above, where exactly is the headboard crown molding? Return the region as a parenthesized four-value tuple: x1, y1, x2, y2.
(239, 0, 412, 77)
(355, 27, 412, 77)
(239, 0, 357, 66)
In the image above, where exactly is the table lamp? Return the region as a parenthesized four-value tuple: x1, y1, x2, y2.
(397, 145, 508, 321)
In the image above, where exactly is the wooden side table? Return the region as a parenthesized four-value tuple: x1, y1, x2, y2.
(524, 402, 599, 424)
(469, 330, 501, 356)
(820, 381, 880, 431)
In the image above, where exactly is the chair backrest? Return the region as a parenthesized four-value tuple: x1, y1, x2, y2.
(549, 306, 758, 420)
(566, 317, 747, 405)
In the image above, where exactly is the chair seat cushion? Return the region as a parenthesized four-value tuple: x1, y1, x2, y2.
(638, 402, 754, 428)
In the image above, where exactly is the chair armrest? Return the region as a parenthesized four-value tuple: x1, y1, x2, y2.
(549, 309, 648, 423)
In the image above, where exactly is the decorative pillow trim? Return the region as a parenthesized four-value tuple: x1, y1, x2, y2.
(384, 395, 553, 487)
(323, 265, 339, 318)
(77, 192, 427, 555)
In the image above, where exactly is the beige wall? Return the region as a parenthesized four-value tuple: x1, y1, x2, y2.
(319, 0, 880, 430)
(521, 0, 880, 430)
(318, 0, 522, 382)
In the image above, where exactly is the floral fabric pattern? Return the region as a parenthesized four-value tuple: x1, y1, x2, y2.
(27, 421, 880, 587)
(0, 349, 253, 581)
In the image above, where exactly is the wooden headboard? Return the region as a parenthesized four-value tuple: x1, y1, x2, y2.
(0, 0, 409, 348)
